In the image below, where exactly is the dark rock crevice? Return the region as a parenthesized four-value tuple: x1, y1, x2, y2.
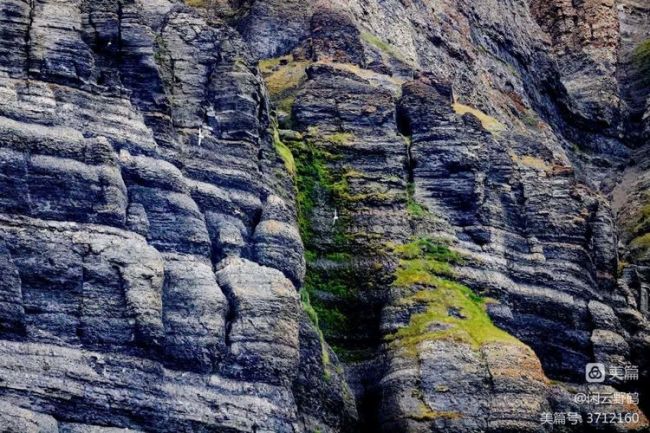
(23, 0, 34, 77)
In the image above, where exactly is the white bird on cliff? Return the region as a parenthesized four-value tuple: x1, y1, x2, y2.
(333, 208, 339, 224)
(197, 125, 204, 147)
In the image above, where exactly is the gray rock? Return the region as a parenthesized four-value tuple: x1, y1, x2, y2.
(1, 0, 650, 431)
(0, 0, 353, 430)
(215, 257, 300, 382)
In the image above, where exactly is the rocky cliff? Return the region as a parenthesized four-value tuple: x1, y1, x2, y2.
(0, 0, 650, 432)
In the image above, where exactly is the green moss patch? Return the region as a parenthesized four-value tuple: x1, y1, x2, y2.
(394, 237, 464, 264)
(314, 304, 350, 335)
(288, 128, 394, 362)
(388, 238, 520, 357)
(388, 283, 520, 357)
(323, 132, 355, 146)
(259, 56, 310, 120)
(361, 31, 408, 64)
(285, 132, 378, 246)
(633, 39, 650, 84)
(305, 266, 353, 299)
(630, 233, 650, 259)
(406, 182, 430, 218)
(284, 137, 336, 244)
(322, 252, 353, 262)
(259, 56, 310, 96)
(302, 249, 357, 340)
(391, 237, 462, 286)
(631, 203, 650, 238)
(300, 288, 331, 367)
(272, 128, 296, 175)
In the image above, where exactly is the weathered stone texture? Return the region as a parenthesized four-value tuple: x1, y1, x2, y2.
(1, 0, 650, 432)
(0, 0, 354, 431)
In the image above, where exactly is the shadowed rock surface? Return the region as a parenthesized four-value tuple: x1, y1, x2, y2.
(1, 0, 650, 432)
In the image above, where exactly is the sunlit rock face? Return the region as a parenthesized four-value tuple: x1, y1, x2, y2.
(0, 0, 649, 432)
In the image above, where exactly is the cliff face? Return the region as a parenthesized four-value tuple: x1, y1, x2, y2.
(0, 0, 649, 433)
(0, 1, 354, 431)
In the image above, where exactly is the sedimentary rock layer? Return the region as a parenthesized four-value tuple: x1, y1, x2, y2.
(1, 0, 650, 432)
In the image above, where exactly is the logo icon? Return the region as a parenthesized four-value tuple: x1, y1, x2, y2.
(585, 363, 606, 383)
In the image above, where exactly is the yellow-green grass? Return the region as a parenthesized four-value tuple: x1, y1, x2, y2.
(388, 238, 520, 357)
(259, 56, 310, 121)
(510, 153, 552, 172)
(630, 233, 650, 259)
(318, 61, 406, 86)
(452, 102, 506, 134)
(413, 403, 462, 421)
(360, 31, 408, 64)
(322, 132, 355, 146)
(406, 183, 430, 218)
(388, 282, 521, 357)
(259, 56, 310, 98)
(393, 237, 463, 263)
(273, 129, 296, 175)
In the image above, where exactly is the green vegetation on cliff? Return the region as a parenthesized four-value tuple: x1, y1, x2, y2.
(630, 233, 650, 260)
(633, 39, 650, 85)
(259, 56, 310, 118)
(452, 102, 506, 135)
(283, 135, 338, 244)
(272, 128, 296, 175)
(388, 238, 520, 357)
(632, 203, 650, 236)
(281, 132, 361, 356)
(360, 31, 408, 64)
(406, 182, 430, 218)
(302, 253, 358, 342)
(284, 129, 381, 246)
(393, 237, 462, 285)
(300, 288, 331, 369)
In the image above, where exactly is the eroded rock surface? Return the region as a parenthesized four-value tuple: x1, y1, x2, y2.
(1, 0, 650, 432)
(0, 0, 353, 431)
(241, 0, 650, 431)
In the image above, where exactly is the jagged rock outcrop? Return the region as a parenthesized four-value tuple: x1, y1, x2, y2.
(1, 0, 650, 432)
(529, 0, 622, 128)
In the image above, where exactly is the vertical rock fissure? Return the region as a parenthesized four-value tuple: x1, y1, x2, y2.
(397, 104, 415, 187)
(116, 1, 124, 56)
(480, 347, 496, 430)
(220, 279, 238, 349)
(23, 0, 35, 77)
